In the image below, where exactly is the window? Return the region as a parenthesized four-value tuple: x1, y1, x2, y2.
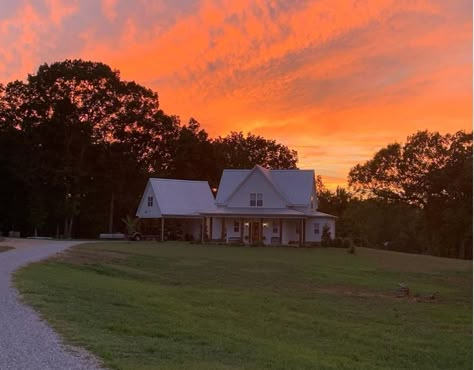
(257, 193, 263, 207)
(250, 193, 263, 207)
(250, 193, 256, 207)
(147, 196, 153, 207)
(272, 222, 279, 234)
(234, 221, 240, 233)
(314, 223, 320, 235)
(296, 222, 300, 234)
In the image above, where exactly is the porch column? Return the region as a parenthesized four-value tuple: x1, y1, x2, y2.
(221, 217, 225, 242)
(302, 218, 306, 246)
(260, 218, 264, 244)
(209, 217, 213, 241)
(201, 217, 205, 244)
(299, 218, 303, 247)
(161, 217, 165, 242)
(279, 218, 283, 244)
(240, 218, 244, 242)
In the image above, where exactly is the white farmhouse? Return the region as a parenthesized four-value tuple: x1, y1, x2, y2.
(136, 179, 215, 241)
(202, 165, 336, 245)
(136, 165, 336, 245)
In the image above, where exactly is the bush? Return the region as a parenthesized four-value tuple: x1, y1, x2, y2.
(342, 238, 352, 249)
(329, 237, 343, 248)
(347, 244, 356, 254)
(321, 224, 332, 247)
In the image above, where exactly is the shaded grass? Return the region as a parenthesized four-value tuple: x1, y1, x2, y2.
(15, 242, 472, 370)
(0, 245, 14, 253)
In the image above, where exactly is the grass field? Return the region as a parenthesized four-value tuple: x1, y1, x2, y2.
(15, 242, 472, 370)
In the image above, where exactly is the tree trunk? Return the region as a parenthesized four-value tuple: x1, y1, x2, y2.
(64, 216, 74, 239)
(64, 218, 69, 239)
(108, 192, 115, 233)
(458, 239, 466, 259)
(68, 216, 74, 239)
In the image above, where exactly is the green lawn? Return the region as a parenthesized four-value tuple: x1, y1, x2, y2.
(15, 242, 472, 370)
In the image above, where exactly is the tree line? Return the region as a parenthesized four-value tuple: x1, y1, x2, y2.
(0, 59, 471, 259)
(0, 60, 297, 238)
(318, 130, 472, 259)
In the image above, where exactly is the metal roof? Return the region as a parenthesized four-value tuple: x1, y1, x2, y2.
(200, 207, 306, 217)
(270, 169, 315, 205)
(215, 170, 248, 204)
(200, 207, 336, 218)
(301, 210, 338, 218)
(215, 166, 316, 206)
(149, 178, 216, 216)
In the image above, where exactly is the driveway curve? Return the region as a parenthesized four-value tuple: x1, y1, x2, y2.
(0, 238, 103, 370)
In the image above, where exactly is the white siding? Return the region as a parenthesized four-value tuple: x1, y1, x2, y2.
(305, 217, 335, 242)
(136, 183, 162, 218)
(225, 218, 243, 242)
(211, 217, 223, 240)
(311, 187, 318, 210)
(227, 170, 286, 208)
(263, 219, 280, 245)
(282, 219, 298, 244)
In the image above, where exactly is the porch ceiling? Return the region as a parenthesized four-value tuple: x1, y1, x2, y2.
(199, 208, 306, 218)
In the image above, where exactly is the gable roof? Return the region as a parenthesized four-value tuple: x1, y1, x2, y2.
(215, 165, 316, 206)
(223, 165, 289, 206)
(146, 178, 216, 216)
(270, 169, 315, 205)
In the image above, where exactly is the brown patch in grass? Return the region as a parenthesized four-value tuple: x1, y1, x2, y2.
(316, 285, 397, 300)
(0, 245, 14, 253)
(51, 248, 128, 266)
(300, 283, 439, 303)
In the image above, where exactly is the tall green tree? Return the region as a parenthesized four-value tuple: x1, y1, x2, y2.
(349, 130, 472, 258)
(0, 59, 300, 238)
(0, 60, 179, 237)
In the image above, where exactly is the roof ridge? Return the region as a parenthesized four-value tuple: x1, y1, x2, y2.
(149, 178, 209, 183)
(269, 169, 314, 172)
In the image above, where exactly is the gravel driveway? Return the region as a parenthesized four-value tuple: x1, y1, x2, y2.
(0, 238, 103, 370)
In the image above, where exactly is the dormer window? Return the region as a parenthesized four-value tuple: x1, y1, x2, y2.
(250, 193, 263, 207)
(147, 196, 153, 207)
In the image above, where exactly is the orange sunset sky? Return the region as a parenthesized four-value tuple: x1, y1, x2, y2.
(0, 0, 472, 188)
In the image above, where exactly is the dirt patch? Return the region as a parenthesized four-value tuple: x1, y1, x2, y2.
(52, 248, 128, 266)
(0, 246, 14, 253)
(313, 284, 442, 304)
(173, 260, 207, 267)
(241, 268, 283, 274)
(315, 285, 397, 300)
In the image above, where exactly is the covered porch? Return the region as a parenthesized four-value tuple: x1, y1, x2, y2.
(201, 209, 313, 246)
(211, 217, 308, 246)
(138, 215, 208, 242)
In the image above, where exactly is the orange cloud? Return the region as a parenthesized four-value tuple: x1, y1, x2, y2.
(0, 0, 471, 189)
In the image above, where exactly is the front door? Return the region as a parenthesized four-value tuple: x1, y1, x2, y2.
(250, 222, 260, 244)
